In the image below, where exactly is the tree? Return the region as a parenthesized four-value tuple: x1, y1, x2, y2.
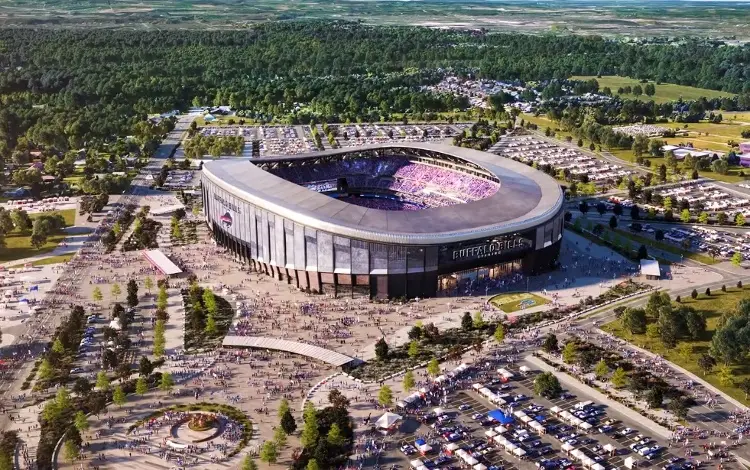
(112, 384, 126, 406)
(144, 276, 154, 295)
(691, 289, 698, 299)
(51, 337, 65, 354)
(677, 343, 693, 362)
(427, 358, 440, 377)
(306, 459, 321, 470)
(278, 398, 290, 419)
(739, 378, 750, 400)
(533, 371, 562, 398)
(327, 422, 346, 447)
(493, 323, 505, 344)
(92, 286, 103, 305)
(712, 158, 729, 175)
(611, 367, 628, 389)
(461, 311, 472, 330)
(378, 384, 394, 407)
(472, 311, 484, 329)
(542, 333, 558, 353)
(698, 354, 716, 376)
(127, 279, 139, 307)
(73, 410, 89, 432)
(301, 402, 318, 448)
(646, 387, 663, 408)
(669, 397, 689, 421)
(159, 371, 174, 393)
(280, 408, 297, 435)
(680, 209, 691, 223)
(37, 358, 53, 381)
(374, 337, 389, 361)
(242, 456, 259, 470)
(407, 340, 420, 359)
(718, 364, 734, 387)
(731, 251, 743, 267)
(562, 341, 578, 364)
(403, 370, 416, 391)
(205, 313, 217, 334)
(328, 389, 350, 410)
(738, 213, 747, 227)
(111, 283, 121, 301)
(718, 212, 728, 225)
(259, 441, 278, 465)
(95, 371, 110, 391)
(594, 359, 609, 379)
(62, 439, 80, 464)
(273, 426, 287, 447)
(135, 376, 148, 395)
(637, 244, 648, 260)
(139, 356, 154, 376)
(609, 215, 617, 230)
(621, 307, 647, 334)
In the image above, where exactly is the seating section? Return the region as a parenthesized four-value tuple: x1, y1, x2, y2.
(267, 156, 499, 210)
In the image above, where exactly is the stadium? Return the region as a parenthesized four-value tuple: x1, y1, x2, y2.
(201, 142, 565, 299)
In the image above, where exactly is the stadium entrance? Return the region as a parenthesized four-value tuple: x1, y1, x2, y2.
(437, 259, 522, 293)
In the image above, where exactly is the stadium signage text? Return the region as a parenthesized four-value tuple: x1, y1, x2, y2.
(451, 238, 530, 261)
(214, 194, 241, 214)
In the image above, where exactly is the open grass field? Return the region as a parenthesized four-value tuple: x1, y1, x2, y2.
(571, 76, 736, 104)
(601, 286, 750, 405)
(0, 209, 75, 263)
(489, 292, 550, 313)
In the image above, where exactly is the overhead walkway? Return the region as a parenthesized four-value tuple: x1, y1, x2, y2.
(222, 336, 360, 367)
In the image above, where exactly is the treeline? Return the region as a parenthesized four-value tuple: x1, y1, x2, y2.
(2, 23, 750, 155)
(183, 135, 244, 158)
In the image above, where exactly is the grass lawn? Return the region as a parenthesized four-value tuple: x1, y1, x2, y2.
(489, 292, 550, 313)
(9, 253, 75, 268)
(571, 76, 736, 104)
(601, 287, 750, 405)
(0, 209, 76, 263)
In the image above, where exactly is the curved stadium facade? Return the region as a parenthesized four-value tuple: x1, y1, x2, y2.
(201, 143, 565, 299)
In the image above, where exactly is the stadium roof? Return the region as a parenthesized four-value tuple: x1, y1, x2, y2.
(202, 142, 563, 245)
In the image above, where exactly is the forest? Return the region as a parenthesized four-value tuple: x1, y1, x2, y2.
(2, 22, 750, 157)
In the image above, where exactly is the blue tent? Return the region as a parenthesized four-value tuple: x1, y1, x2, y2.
(487, 409, 514, 425)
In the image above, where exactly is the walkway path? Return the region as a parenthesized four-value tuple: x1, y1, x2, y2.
(222, 336, 360, 367)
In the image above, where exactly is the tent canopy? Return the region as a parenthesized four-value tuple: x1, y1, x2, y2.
(603, 444, 615, 452)
(375, 412, 402, 429)
(487, 409, 514, 424)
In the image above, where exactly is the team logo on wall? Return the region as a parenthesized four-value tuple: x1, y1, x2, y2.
(220, 212, 233, 227)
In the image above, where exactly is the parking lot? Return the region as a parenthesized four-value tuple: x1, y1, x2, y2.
(491, 135, 634, 186)
(388, 363, 689, 470)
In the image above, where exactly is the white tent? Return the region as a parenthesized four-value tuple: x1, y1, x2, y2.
(433, 407, 445, 415)
(498, 368, 515, 379)
(493, 435, 506, 445)
(513, 447, 527, 457)
(550, 406, 562, 414)
(464, 456, 479, 466)
(485, 430, 498, 438)
(375, 412, 402, 429)
(520, 365, 531, 373)
(513, 410, 527, 418)
(571, 449, 585, 460)
(494, 425, 508, 434)
(417, 466, 428, 470)
(445, 443, 460, 452)
(624, 457, 636, 469)
(521, 415, 533, 424)
(582, 457, 595, 468)
(580, 422, 593, 431)
(473, 383, 483, 390)
(603, 444, 615, 454)
(506, 442, 518, 451)
(410, 459, 424, 468)
(561, 442, 575, 452)
(418, 443, 432, 453)
(474, 464, 488, 470)
(592, 464, 605, 470)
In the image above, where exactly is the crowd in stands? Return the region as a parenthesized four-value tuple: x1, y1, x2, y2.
(267, 156, 499, 210)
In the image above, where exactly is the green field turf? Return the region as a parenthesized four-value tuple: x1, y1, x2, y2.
(489, 292, 550, 313)
(571, 76, 735, 104)
(0, 209, 76, 263)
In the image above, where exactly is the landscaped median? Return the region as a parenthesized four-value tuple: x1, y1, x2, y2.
(612, 228, 718, 265)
